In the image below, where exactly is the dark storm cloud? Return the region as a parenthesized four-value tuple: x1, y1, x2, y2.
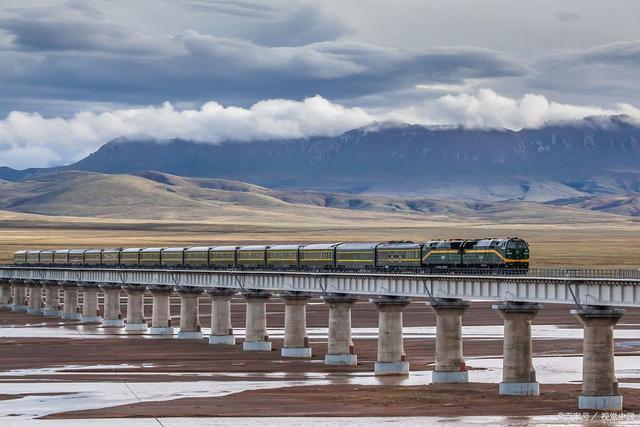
(0, 2, 531, 114)
(180, 0, 278, 18)
(555, 12, 581, 23)
(526, 41, 640, 102)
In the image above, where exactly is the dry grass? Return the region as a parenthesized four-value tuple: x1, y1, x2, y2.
(1, 209, 638, 268)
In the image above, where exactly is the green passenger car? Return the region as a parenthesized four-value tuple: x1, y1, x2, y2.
(120, 248, 141, 266)
(376, 242, 422, 268)
(140, 248, 162, 267)
(26, 250, 41, 265)
(236, 245, 268, 268)
(102, 249, 121, 266)
(266, 244, 302, 268)
(299, 243, 340, 269)
(39, 250, 54, 265)
(184, 247, 210, 267)
(14, 250, 27, 265)
(53, 249, 70, 265)
(68, 249, 86, 265)
(84, 249, 103, 266)
(161, 248, 185, 267)
(336, 243, 378, 269)
(209, 246, 238, 268)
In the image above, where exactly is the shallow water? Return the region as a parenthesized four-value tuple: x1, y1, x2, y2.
(3, 317, 640, 425)
(4, 324, 640, 341)
(6, 415, 640, 427)
(2, 355, 640, 420)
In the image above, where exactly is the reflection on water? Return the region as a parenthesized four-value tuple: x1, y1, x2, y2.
(1, 355, 640, 421)
(3, 324, 640, 340)
(6, 415, 640, 427)
(3, 317, 640, 425)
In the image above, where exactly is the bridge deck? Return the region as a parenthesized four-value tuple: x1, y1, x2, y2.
(2, 266, 640, 307)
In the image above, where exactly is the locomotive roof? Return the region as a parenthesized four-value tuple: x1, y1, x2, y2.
(268, 244, 303, 250)
(337, 242, 380, 250)
(14, 250, 28, 254)
(26, 250, 42, 254)
(238, 245, 269, 251)
(475, 238, 507, 246)
(301, 243, 342, 250)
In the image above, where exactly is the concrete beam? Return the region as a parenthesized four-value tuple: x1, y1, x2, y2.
(149, 286, 175, 336)
(177, 287, 203, 340)
(323, 293, 358, 365)
(42, 281, 62, 317)
(78, 283, 102, 323)
(242, 290, 272, 351)
(100, 284, 124, 327)
(494, 301, 542, 396)
(429, 298, 470, 383)
(207, 288, 236, 345)
(372, 296, 410, 375)
(11, 280, 28, 313)
(0, 281, 11, 309)
(280, 291, 313, 358)
(572, 305, 624, 411)
(123, 286, 147, 332)
(59, 281, 81, 320)
(26, 281, 43, 315)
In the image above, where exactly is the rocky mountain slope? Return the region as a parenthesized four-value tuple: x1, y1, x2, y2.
(2, 115, 639, 202)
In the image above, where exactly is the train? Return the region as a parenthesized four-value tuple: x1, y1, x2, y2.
(13, 237, 529, 271)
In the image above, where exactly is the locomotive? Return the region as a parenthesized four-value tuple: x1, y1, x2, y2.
(13, 237, 529, 271)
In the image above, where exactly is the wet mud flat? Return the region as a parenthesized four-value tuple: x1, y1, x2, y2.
(2, 300, 640, 419)
(42, 383, 640, 419)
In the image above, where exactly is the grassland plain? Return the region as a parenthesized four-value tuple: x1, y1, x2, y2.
(0, 170, 639, 267)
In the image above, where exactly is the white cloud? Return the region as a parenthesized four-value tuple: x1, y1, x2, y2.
(0, 95, 374, 169)
(0, 90, 639, 169)
(376, 89, 640, 129)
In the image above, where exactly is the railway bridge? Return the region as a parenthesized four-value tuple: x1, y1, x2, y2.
(2, 266, 640, 411)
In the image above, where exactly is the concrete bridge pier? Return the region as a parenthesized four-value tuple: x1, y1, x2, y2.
(429, 298, 471, 382)
(124, 286, 147, 332)
(494, 301, 542, 396)
(42, 281, 62, 317)
(11, 280, 28, 312)
(60, 282, 81, 320)
(572, 306, 624, 411)
(149, 286, 174, 335)
(100, 284, 124, 327)
(79, 283, 102, 323)
(323, 294, 358, 365)
(177, 287, 203, 339)
(207, 288, 236, 345)
(280, 292, 313, 358)
(372, 296, 410, 375)
(26, 281, 43, 315)
(0, 281, 11, 309)
(242, 290, 272, 351)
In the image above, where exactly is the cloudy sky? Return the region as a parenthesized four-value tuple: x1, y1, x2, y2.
(1, 0, 640, 168)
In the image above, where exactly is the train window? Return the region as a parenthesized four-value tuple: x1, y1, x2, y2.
(507, 241, 527, 249)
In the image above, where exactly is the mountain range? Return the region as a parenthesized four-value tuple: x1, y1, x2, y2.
(2, 115, 640, 204)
